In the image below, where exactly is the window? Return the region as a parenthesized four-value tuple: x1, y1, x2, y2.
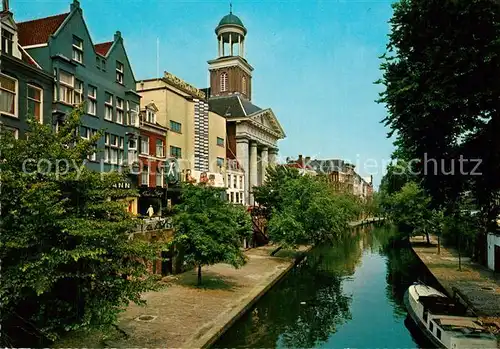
(1, 29, 13, 55)
(128, 139, 138, 164)
(170, 120, 181, 133)
(116, 61, 124, 84)
(110, 148, 118, 164)
(146, 109, 155, 123)
(227, 174, 231, 188)
(216, 137, 224, 147)
(429, 321, 434, 333)
(87, 85, 97, 115)
(436, 328, 441, 340)
(81, 126, 90, 139)
(220, 72, 228, 92)
(105, 132, 110, 145)
(170, 146, 181, 159)
(141, 165, 149, 185)
(217, 157, 224, 168)
(105, 92, 113, 121)
(239, 176, 243, 190)
(81, 127, 97, 161)
(119, 137, 124, 149)
(59, 70, 74, 104)
(72, 36, 83, 63)
(156, 139, 164, 157)
(0, 74, 17, 116)
(156, 167, 164, 187)
(27, 85, 43, 122)
(74, 79, 83, 105)
(102, 60, 106, 71)
(96, 56, 100, 69)
(4, 126, 19, 139)
(128, 102, 139, 126)
(233, 175, 237, 188)
(242, 76, 247, 94)
(141, 136, 149, 155)
(116, 97, 124, 124)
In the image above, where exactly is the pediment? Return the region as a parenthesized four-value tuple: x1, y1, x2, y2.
(248, 108, 286, 139)
(1, 13, 17, 31)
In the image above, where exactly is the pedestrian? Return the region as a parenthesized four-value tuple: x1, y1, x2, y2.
(147, 205, 154, 218)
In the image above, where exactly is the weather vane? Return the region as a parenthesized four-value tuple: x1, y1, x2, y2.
(230, 2, 232, 14)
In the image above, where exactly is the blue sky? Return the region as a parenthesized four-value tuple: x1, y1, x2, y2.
(14, 0, 395, 186)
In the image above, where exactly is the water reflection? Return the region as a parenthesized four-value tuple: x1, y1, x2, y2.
(214, 225, 430, 349)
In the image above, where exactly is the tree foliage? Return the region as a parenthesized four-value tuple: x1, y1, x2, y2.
(0, 107, 160, 347)
(172, 184, 252, 285)
(379, 0, 500, 261)
(254, 166, 361, 248)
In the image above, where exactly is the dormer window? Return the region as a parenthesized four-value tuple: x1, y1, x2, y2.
(1, 29, 13, 56)
(220, 72, 228, 92)
(116, 61, 124, 84)
(72, 36, 83, 63)
(146, 109, 155, 123)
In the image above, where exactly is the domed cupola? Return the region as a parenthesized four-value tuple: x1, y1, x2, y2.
(208, 6, 254, 100)
(215, 5, 247, 58)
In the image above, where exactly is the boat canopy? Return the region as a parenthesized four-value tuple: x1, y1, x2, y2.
(419, 296, 466, 316)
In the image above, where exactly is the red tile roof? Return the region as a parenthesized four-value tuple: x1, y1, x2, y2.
(94, 41, 113, 56)
(18, 12, 69, 46)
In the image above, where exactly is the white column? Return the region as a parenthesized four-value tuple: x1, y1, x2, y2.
(229, 34, 233, 56)
(238, 34, 241, 56)
(250, 141, 258, 205)
(236, 138, 249, 205)
(218, 36, 222, 57)
(241, 40, 245, 58)
(268, 148, 277, 166)
(261, 147, 268, 184)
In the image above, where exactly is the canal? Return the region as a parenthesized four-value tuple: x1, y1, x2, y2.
(214, 224, 437, 348)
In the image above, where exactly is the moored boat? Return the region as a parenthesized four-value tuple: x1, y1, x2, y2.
(404, 283, 498, 349)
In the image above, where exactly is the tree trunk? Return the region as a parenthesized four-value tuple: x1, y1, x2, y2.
(458, 233, 462, 271)
(197, 265, 202, 285)
(437, 234, 441, 255)
(426, 232, 430, 245)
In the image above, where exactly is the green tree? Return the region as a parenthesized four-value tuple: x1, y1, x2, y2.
(254, 166, 360, 248)
(386, 182, 433, 242)
(378, 0, 500, 261)
(0, 107, 160, 347)
(172, 184, 252, 285)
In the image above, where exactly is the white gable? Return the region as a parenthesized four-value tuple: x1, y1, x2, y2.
(248, 108, 286, 139)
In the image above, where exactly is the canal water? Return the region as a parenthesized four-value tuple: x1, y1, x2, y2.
(214, 225, 437, 348)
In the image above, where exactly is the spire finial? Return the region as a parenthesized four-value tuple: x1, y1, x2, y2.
(230, 2, 232, 14)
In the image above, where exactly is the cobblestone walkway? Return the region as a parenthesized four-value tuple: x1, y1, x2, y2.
(411, 236, 500, 320)
(100, 245, 308, 348)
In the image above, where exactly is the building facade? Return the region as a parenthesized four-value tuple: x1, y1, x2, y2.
(137, 72, 227, 202)
(1, 6, 53, 138)
(18, 0, 142, 212)
(310, 158, 373, 201)
(137, 102, 168, 216)
(206, 10, 286, 205)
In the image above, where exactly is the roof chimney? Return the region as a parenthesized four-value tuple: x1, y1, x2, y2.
(114, 31, 122, 42)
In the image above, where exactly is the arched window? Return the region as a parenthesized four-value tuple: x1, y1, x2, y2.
(242, 76, 247, 95)
(220, 72, 228, 92)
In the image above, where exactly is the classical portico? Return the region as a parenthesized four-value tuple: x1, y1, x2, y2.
(207, 9, 286, 205)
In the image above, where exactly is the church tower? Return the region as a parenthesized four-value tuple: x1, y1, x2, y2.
(208, 7, 253, 100)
